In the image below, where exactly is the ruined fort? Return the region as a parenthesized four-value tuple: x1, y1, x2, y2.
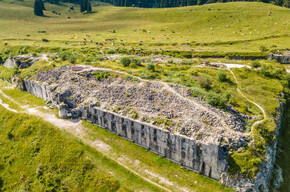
(19, 65, 283, 191)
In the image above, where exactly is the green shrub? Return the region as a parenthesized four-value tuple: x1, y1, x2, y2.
(106, 49, 115, 54)
(192, 87, 205, 97)
(286, 73, 290, 88)
(59, 51, 70, 61)
(42, 38, 49, 42)
(0, 66, 18, 81)
(129, 63, 138, 68)
(132, 111, 138, 119)
(251, 60, 261, 68)
(120, 57, 131, 67)
(4, 48, 11, 55)
(204, 92, 230, 108)
(259, 46, 269, 52)
(260, 64, 284, 79)
(217, 70, 228, 82)
(140, 72, 158, 80)
(198, 75, 212, 90)
(68, 54, 77, 64)
(17, 45, 30, 54)
(96, 56, 104, 61)
(131, 58, 141, 66)
(94, 71, 110, 80)
(146, 63, 155, 72)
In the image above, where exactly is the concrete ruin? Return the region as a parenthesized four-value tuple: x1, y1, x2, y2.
(22, 65, 283, 191)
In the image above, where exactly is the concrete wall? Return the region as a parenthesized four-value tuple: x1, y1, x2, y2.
(268, 54, 290, 64)
(23, 80, 227, 180)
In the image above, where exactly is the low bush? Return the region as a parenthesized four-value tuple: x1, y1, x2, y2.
(94, 71, 110, 80)
(251, 60, 261, 68)
(17, 45, 30, 54)
(217, 70, 228, 82)
(106, 49, 115, 54)
(198, 75, 212, 90)
(260, 63, 284, 79)
(146, 63, 155, 72)
(204, 91, 230, 108)
(120, 57, 131, 67)
(120, 57, 142, 67)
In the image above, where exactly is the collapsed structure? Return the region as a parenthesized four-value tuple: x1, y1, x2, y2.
(22, 65, 282, 191)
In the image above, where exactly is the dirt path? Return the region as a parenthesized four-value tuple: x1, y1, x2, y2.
(227, 68, 267, 135)
(0, 89, 174, 192)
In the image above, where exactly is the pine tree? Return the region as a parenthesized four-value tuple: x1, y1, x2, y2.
(80, 0, 86, 12)
(283, 0, 290, 7)
(87, 0, 92, 12)
(34, 0, 44, 16)
(80, 0, 92, 12)
(39, 0, 46, 10)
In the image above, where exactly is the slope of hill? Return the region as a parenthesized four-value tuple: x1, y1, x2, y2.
(0, 1, 289, 54)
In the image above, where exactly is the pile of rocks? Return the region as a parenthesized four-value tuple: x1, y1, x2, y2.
(31, 66, 249, 145)
(3, 55, 41, 69)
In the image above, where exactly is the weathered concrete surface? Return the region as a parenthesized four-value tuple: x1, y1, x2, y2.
(23, 78, 228, 180)
(22, 65, 283, 191)
(268, 54, 290, 64)
(3, 55, 41, 69)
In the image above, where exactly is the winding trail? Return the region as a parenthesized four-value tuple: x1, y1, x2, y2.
(226, 67, 267, 135)
(0, 88, 174, 192)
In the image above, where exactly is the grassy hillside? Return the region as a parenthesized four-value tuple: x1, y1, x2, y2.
(0, 105, 165, 192)
(0, 80, 235, 192)
(0, 1, 289, 53)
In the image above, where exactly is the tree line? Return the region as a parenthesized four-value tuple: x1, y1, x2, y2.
(97, 0, 289, 8)
(34, 0, 92, 16)
(34, 0, 289, 16)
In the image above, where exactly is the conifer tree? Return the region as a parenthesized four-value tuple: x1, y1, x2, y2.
(34, 0, 44, 16)
(87, 0, 92, 12)
(80, 0, 92, 12)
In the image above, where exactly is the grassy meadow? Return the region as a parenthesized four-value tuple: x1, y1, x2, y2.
(0, 1, 289, 54)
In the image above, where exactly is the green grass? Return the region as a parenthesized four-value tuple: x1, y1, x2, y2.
(0, 81, 234, 192)
(228, 64, 284, 178)
(0, 105, 168, 192)
(0, 1, 289, 54)
(82, 120, 235, 192)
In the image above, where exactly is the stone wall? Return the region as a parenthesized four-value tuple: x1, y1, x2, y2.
(23, 79, 227, 180)
(267, 54, 290, 64)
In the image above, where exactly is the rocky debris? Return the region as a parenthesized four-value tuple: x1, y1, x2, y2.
(171, 84, 252, 132)
(3, 55, 41, 69)
(268, 53, 290, 64)
(29, 65, 250, 146)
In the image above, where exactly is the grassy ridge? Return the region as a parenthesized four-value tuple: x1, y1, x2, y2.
(0, 1, 289, 53)
(0, 105, 165, 192)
